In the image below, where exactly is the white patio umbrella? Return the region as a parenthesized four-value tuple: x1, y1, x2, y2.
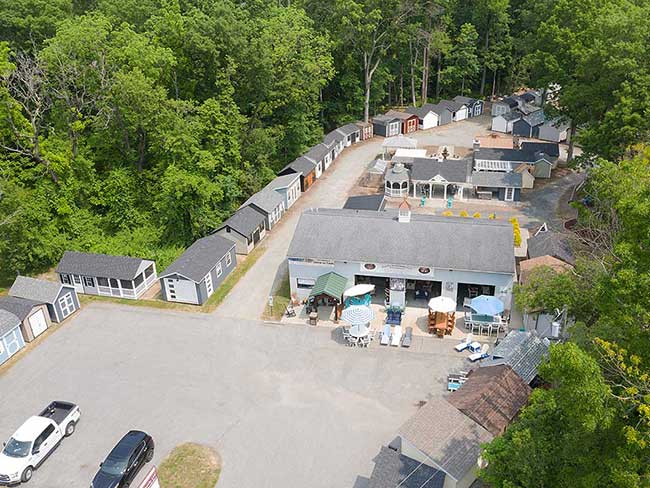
(341, 305, 375, 325)
(428, 296, 457, 313)
(343, 284, 375, 298)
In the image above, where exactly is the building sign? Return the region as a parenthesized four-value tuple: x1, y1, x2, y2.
(418, 267, 431, 275)
(289, 258, 335, 266)
(137, 467, 160, 488)
(364, 263, 376, 270)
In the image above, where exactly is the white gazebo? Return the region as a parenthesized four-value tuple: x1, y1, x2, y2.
(385, 163, 410, 197)
(382, 134, 418, 158)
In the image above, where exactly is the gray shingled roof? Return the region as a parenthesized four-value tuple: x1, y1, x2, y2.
(471, 171, 523, 188)
(373, 114, 400, 125)
(343, 194, 385, 211)
(55, 251, 148, 281)
(497, 111, 522, 122)
(520, 142, 560, 158)
(527, 231, 575, 265)
(216, 205, 265, 238)
(9, 276, 69, 304)
(266, 173, 300, 191)
(439, 99, 466, 111)
(288, 209, 516, 274)
(324, 129, 345, 146)
(428, 103, 453, 117)
(501, 96, 519, 108)
(160, 234, 235, 282)
(0, 309, 21, 336)
(519, 110, 546, 127)
(474, 148, 549, 163)
(541, 117, 570, 132)
(282, 156, 316, 176)
(405, 103, 438, 119)
(408, 158, 472, 184)
(399, 398, 493, 481)
(304, 143, 330, 163)
(0, 296, 42, 321)
(242, 188, 284, 215)
(335, 123, 361, 137)
(385, 110, 416, 121)
(480, 331, 550, 384)
(368, 446, 446, 488)
(385, 164, 410, 184)
(454, 95, 479, 106)
(518, 103, 542, 116)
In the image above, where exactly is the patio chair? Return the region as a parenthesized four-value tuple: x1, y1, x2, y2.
(401, 327, 413, 347)
(380, 324, 391, 345)
(447, 371, 469, 391)
(468, 344, 490, 362)
(454, 334, 474, 352)
(285, 303, 296, 318)
(391, 325, 402, 346)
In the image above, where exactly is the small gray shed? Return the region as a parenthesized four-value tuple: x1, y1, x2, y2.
(213, 205, 267, 255)
(0, 296, 52, 342)
(0, 310, 25, 366)
(9, 276, 80, 323)
(159, 234, 236, 305)
(241, 188, 286, 231)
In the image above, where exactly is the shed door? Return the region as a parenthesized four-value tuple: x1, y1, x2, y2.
(253, 228, 261, 244)
(165, 278, 198, 304)
(4, 329, 22, 357)
(29, 310, 48, 337)
(58, 293, 75, 319)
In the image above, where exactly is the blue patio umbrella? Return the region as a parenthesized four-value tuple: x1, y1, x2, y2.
(469, 295, 505, 315)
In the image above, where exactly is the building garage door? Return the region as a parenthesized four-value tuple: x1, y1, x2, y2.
(58, 293, 75, 319)
(28, 310, 48, 337)
(165, 278, 198, 304)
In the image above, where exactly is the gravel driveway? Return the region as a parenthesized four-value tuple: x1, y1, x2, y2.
(215, 117, 492, 321)
(0, 304, 464, 488)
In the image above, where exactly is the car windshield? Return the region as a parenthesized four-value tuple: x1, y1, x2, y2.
(2, 438, 31, 458)
(100, 456, 129, 476)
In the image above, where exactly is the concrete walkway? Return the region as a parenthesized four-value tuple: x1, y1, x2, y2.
(215, 118, 492, 320)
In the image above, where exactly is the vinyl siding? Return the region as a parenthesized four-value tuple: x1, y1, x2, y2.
(0, 326, 25, 365)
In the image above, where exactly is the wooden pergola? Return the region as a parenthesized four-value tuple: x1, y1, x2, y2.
(308, 272, 348, 322)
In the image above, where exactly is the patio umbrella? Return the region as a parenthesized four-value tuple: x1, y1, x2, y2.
(341, 305, 374, 325)
(343, 284, 375, 298)
(428, 296, 456, 313)
(469, 295, 505, 315)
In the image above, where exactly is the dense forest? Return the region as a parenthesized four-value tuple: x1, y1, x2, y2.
(2, 1, 650, 485)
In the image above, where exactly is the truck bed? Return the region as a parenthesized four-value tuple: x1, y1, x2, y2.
(39, 401, 77, 425)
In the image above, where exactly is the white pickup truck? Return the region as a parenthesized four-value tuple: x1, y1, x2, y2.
(0, 401, 81, 485)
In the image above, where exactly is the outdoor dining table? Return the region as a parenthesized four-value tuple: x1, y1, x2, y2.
(348, 324, 369, 338)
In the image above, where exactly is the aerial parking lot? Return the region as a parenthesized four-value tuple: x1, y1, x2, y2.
(0, 304, 464, 488)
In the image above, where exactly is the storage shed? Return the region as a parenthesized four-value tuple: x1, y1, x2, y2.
(213, 205, 267, 255)
(0, 310, 25, 366)
(491, 111, 522, 133)
(335, 123, 362, 146)
(538, 118, 569, 142)
(372, 114, 402, 137)
(453, 96, 484, 117)
(55, 251, 157, 299)
(9, 276, 80, 323)
(384, 110, 419, 134)
(304, 143, 329, 177)
(491, 96, 519, 116)
(159, 234, 236, 305)
(512, 110, 546, 138)
(439, 100, 468, 121)
(405, 104, 440, 130)
(265, 173, 302, 210)
(241, 188, 285, 230)
(355, 121, 374, 140)
(471, 171, 523, 201)
(0, 296, 51, 342)
(278, 156, 317, 192)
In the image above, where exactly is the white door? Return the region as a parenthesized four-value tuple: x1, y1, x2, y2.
(165, 278, 198, 304)
(205, 272, 213, 296)
(505, 187, 515, 201)
(58, 293, 75, 319)
(28, 310, 48, 337)
(71, 275, 83, 293)
(31, 424, 57, 466)
(4, 329, 22, 356)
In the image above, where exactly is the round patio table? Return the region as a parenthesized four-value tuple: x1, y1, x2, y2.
(349, 324, 369, 338)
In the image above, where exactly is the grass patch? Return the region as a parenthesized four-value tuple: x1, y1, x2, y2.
(158, 443, 220, 488)
(261, 273, 291, 321)
(201, 244, 266, 312)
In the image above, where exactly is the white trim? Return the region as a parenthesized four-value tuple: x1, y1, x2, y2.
(225, 252, 232, 267)
(216, 262, 223, 278)
(505, 187, 515, 201)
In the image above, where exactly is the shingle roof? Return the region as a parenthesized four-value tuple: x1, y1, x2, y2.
(385, 109, 417, 121)
(309, 271, 348, 300)
(304, 143, 331, 163)
(439, 99, 466, 112)
(9, 276, 69, 304)
(520, 142, 560, 158)
(385, 164, 410, 184)
(288, 209, 516, 275)
(541, 117, 570, 132)
(343, 194, 386, 211)
(408, 158, 472, 184)
(471, 171, 523, 188)
(454, 96, 479, 106)
(399, 398, 493, 481)
(282, 156, 316, 176)
(518, 110, 546, 127)
(55, 251, 148, 281)
(405, 103, 438, 119)
(448, 365, 531, 436)
(324, 129, 345, 146)
(0, 309, 21, 336)
(215, 205, 266, 238)
(519, 255, 573, 285)
(0, 296, 42, 321)
(160, 234, 235, 282)
(242, 188, 284, 215)
(527, 231, 575, 265)
(496, 111, 522, 122)
(501, 97, 519, 108)
(474, 148, 549, 164)
(428, 103, 454, 117)
(335, 123, 361, 137)
(520, 92, 536, 103)
(368, 446, 446, 488)
(266, 173, 300, 191)
(518, 103, 542, 116)
(480, 331, 550, 384)
(373, 114, 400, 125)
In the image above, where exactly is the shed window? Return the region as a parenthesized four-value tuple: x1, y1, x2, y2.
(297, 278, 316, 289)
(144, 265, 154, 278)
(216, 263, 223, 278)
(225, 253, 232, 267)
(0, 340, 4, 355)
(97, 277, 109, 287)
(120, 280, 134, 289)
(83, 277, 94, 287)
(134, 274, 144, 287)
(73, 275, 82, 285)
(60, 274, 72, 285)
